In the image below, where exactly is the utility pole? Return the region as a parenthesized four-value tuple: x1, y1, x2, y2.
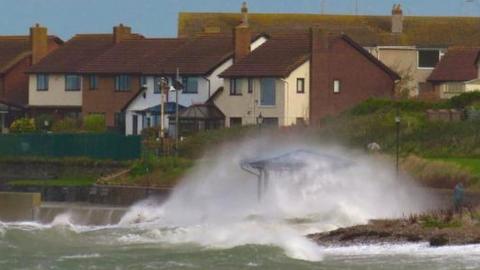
(320, 0, 325, 14)
(175, 68, 180, 157)
(354, 0, 359, 15)
(159, 77, 169, 139)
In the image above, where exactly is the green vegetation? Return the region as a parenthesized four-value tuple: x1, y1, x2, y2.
(421, 215, 463, 229)
(8, 177, 96, 187)
(9, 118, 36, 133)
(83, 114, 107, 133)
(99, 156, 194, 187)
(52, 117, 81, 132)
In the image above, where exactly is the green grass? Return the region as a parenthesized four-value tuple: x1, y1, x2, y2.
(430, 158, 480, 177)
(8, 178, 96, 187)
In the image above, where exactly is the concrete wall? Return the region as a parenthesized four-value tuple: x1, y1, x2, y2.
(0, 192, 41, 222)
(29, 74, 82, 106)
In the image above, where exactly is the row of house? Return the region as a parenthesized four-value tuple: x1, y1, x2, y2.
(1, 3, 480, 135)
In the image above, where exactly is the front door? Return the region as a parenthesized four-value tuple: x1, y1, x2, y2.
(0, 113, 5, 133)
(132, 115, 138, 135)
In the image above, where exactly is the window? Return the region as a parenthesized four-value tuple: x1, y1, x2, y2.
(115, 75, 131, 91)
(140, 76, 147, 87)
(154, 77, 161, 94)
(418, 49, 440, 68)
(230, 79, 242, 96)
(248, 79, 253, 94)
(230, 117, 242, 126)
(182, 77, 198, 94)
(297, 78, 305, 93)
(89, 75, 98, 90)
(36, 74, 49, 91)
(65, 75, 81, 91)
(333, 80, 341, 93)
(260, 78, 276, 106)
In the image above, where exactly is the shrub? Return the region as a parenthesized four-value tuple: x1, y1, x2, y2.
(9, 118, 36, 133)
(141, 127, 161, 140)
(83, 114, 106, 132)
(401, 155, 474, 188)
(348, 98, 441, 116)
(447, 92, 480, 109)
(34, 114, 55, 131)
(51, 117, 81, 132)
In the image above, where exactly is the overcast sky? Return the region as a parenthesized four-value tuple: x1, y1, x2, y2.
(1, 0, 480, 39)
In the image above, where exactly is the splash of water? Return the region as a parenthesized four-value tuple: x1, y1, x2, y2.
(118, 137, 435, 261)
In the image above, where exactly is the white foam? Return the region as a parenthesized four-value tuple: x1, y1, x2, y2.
(118, 138, 436, 261)
(58, 253, 101, 261)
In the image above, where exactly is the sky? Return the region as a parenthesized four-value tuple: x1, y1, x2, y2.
(1, 0, 480, 39)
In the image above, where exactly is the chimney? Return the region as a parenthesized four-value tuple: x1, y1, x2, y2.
(233, 2, 251, 63)
(391, 4, 403, 34)
(309, 28, 331, 124)
(30, 24, 48, 64)
(113, 23, 132, 43)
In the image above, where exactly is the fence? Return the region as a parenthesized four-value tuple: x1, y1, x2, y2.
(0, 133, 141, 161)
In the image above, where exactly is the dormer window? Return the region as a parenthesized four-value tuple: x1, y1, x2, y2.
(418, 49, 440, 69)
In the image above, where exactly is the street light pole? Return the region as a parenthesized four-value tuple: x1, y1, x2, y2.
(395, 105, 401, 176)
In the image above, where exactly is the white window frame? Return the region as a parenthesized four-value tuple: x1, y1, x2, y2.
(417, 48, 442, 70)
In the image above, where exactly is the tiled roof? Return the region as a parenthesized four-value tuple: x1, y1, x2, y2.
(220, 33, 310, 78)
(179, 13, 480, 47)
(428, 47, 480, 82)
(80, 38, 187, 74)
(27, 34, 137, 73)
(0, 36, 62, 74)
(151, 34, 234, 75)
(220, 32, 400, 80)
(81, 34, 235, 76)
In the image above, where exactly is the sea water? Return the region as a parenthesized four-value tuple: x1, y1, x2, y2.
(1, 137, 476, 269)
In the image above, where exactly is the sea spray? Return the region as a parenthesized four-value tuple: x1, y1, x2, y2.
(118, 136, 435, 261)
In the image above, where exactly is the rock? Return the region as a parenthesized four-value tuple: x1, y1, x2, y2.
(430, 235, 449, 247)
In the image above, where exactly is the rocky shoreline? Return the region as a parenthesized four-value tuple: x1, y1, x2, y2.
(308, 211, 480, 247)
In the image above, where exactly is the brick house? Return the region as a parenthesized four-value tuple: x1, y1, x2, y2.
(26, 24, 142, 119)
(216, 26, 399, 126)
(0, 24, 62, 132)
(427, 47, 480, 99)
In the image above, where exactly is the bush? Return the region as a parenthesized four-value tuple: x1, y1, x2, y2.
(401, 155, 475, 188)
(83, 114, 106, 132)
(141, 127, 161, 140)
(348, 98, 442, 116)
(51, 117, 81, 132)
(34, 114, 54, 131)
(447, 92, 480, 109)
(9, 118, 36, 133)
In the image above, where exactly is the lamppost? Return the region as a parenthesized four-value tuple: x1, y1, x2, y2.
(172, 68, 183, 157)
(395, 107, 401, 176)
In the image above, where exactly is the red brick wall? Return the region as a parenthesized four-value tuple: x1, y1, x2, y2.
(2, 56, 31, 105)
(310, 31, 395, 125)
(1, 39, 61, 106)
(82, 75, 141, 127)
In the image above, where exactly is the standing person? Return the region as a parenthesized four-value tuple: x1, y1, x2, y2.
(453, 182, 465, 213)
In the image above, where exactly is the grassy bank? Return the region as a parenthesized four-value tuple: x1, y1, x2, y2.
(8, 178, 96, 187)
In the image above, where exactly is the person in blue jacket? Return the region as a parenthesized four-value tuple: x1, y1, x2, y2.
(453, 182, 465, 213)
